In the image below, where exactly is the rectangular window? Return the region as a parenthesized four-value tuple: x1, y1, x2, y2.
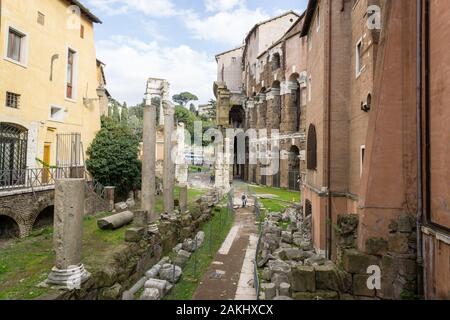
(80, 25, 85, 39)
(7, 28, 24, 62)
(6, 92, 20, 109)
(66, 49, 76, 99)
(50, 106, 65, 122)
(356, 39, 363, 76)
(360, 145, 366, 176)
(37, 12, 45, 25)
(232, 57, 237, 63)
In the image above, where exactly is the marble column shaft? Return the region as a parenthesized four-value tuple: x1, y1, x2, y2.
(142, 103, 157, 222)
(163, 101, 175, 214)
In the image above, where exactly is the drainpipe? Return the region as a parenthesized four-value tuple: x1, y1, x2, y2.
(326, 0, 333, 260)
(415, 0, 424, 297)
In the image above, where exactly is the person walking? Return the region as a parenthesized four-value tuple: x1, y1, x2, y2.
(241, 193, 248, 208)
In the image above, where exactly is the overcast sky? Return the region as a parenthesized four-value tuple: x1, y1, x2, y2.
(86, 0, 308, 106)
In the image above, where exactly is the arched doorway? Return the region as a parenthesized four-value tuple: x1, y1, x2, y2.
(33, 206, 54, 230)
(289, 74, 302, 131)
(272, 148, 281, 188)
(0, 215, 20, 239)
(0, 123, 28, 187)
(271, 81, 282, 128)
(229, 105, 245, 180)
(288, 145, 300, 191)
(229, 105, 245, 129)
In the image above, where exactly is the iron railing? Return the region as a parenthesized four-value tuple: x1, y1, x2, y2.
(0, 167, 106, 203)
(0, 167, 73, 191)
(288, 170, 300, 191)
(84, 170, 106, 198)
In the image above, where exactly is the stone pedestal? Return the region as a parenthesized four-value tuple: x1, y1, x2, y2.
(179, 185, 188, 214)
(163, 101, 175, 214)
(215, 152, 224, 190)
(46, 179, 89, 289)
(104, 186, 115, 212)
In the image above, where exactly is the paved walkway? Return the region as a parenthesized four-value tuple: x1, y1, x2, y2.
(192, 184, 258, 300)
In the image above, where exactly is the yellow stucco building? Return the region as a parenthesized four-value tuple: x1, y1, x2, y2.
(0, 0, 102, 183)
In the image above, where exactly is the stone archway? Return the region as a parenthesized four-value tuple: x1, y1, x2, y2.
(289, 73, 302, 132)
(269, 81, 282, 130)
(0, 214, 20, 239)
(229, 105, 245, 129)
(288, 145, 300, 191)
(32, 205, 54, 231)
(228, 105, 246, 180)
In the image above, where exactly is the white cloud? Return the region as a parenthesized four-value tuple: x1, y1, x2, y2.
(85, 0, 177, 17)
(97, 36, 216, 105)
(204, 0, 245, 12)
(185, 7, 269, 46)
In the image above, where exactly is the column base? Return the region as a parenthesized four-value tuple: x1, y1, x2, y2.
(45, 264, 90, 290)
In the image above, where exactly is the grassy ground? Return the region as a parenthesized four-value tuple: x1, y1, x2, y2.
(188, 165, 211, 173)
(248, 185, 301, 214)
(164, 201, 234, 300)
(0, 212, 126, 300)
(152, 187, 203, 214)
(0, 188, 203, 300)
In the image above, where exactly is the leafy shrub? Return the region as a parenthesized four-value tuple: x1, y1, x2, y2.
(86, 118, 141, 198)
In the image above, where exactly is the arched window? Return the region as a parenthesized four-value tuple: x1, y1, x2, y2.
(271, 53, 281, 70)
(0, 123, 28, 187)
(305, 199, 312, 217)
(307, 124, 317, 170)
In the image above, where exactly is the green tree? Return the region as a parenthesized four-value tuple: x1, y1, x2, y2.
(86, 118, 141, 197)
(174, 105, 197, 141)
(208, 99, 217, 120)
(172, 92, 199, 106)
(189, 103, 198, 115)
(112, 104, 121, 123)
(121, 102, 129, 125)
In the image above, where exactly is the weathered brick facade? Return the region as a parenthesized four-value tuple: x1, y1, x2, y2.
(214, 0, 450, 299)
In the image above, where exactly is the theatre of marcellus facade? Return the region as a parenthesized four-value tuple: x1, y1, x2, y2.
(214, 0, 450, 299)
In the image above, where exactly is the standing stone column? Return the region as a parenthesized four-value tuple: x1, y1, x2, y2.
(142, 100, 157, 223)
(215, 150, 224, 190)
(223, 138, 231, 191)
(179, 185, 188, 214)
(176, 123, 189, 214)
(104, 186, 115, 212)
(46, 179, 89, 288)
(163, 100, 175, 214)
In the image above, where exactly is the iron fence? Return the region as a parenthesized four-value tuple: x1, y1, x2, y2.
(0, 167, 73, 191)
(288, 170, 300, 191)
(56, 133, 83, 167)
(0, 167, 105, 198)
(272, 171, 281, 188)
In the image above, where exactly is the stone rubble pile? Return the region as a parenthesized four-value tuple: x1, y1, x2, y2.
(257, 205, 334, 300)
(114, 195, 136, 212)
(258, 205, 416, 300)
(135, 230, 206, 300)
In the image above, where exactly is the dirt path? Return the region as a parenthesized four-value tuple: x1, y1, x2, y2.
(192, 185, 258, 300)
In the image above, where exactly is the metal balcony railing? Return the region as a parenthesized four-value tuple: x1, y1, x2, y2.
(0, 167, 74, 191)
